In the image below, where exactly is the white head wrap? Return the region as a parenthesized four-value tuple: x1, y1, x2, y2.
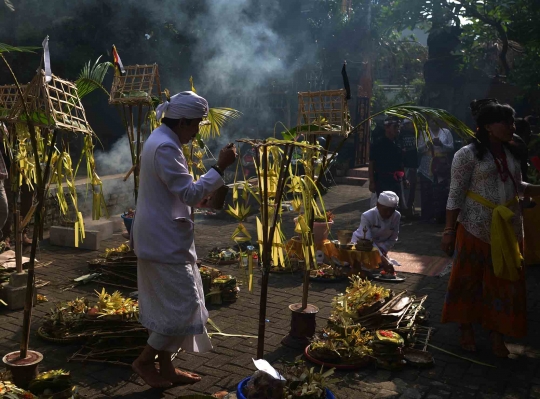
(156, 91, 209, 121)
(378, 191, 399, 208)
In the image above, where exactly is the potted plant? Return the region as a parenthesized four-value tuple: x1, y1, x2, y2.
(237, 361, 338, 399)
(313, 211, 334, 243)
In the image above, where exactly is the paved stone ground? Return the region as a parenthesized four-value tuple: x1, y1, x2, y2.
(1, 184, 540, 398)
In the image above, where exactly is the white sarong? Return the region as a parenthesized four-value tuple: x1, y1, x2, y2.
(137, 259, 212, 353)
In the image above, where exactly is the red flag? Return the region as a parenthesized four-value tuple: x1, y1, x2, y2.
(112, 45, 125, 76)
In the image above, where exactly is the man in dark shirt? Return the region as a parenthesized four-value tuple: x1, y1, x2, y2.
(398, 119, 419, 217)
(369, 116, 408, 207)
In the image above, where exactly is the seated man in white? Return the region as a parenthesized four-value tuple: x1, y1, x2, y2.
(351, 191, 401, 278)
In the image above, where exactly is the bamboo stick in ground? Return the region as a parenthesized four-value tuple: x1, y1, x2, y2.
(256, 145, 270, 360)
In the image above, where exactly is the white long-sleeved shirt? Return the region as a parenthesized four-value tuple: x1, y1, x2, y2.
(132, 124, 224, 264)
(351, 207, 401, 255)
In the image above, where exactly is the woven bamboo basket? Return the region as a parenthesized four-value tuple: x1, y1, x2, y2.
(0, 84, 26, 123)
(297, 89, 351, 136)
(10, 70, 92, 134)
(109, 64, 162, 105)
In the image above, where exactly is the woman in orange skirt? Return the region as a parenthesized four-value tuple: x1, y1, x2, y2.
(441, 99, 540, 357)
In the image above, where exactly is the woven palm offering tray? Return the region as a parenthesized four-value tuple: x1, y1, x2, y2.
(305, 327, 374, 369)
(372, 330, 407, 370)
(311, 277, 434, 370)
(309, 264, 348, 282)
(38, 289, 141, 344)
(203, 246, 241, 265)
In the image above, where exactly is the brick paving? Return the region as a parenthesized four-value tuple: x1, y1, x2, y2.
(1, 184, 540, 398)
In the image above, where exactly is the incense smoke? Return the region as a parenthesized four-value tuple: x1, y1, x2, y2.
(0, 0, 317, 172)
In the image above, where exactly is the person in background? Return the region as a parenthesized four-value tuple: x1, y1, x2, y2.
(398, 118, 419, 217)
(131, 91, 237, 388)
(418, 118, 454, 223)
(369, 116, 408, 207)
(440, 98, 540, 357)
(351, 191, 401, 279)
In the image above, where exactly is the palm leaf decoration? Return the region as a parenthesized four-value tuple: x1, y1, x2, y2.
(199, 107, 242, 140)
(376, 103, 475, 141)
(283, 103, 475, 143)
(0, 43, 39, 53)
(75, 56, 112, 99)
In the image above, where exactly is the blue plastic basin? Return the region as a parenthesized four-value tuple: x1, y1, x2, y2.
(121, 213, 133, 234)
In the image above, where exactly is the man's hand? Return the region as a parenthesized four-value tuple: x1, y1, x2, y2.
(217, 143, 238, 170)
(369, 181, 376, 193)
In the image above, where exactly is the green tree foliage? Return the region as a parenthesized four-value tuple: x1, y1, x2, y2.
(377, 0, 540, 106)
(305, 0, 427, 87)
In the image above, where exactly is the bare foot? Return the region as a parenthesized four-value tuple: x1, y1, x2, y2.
(132, 360, 173, 389)
(491, 332, 510, 358)
(212, 391, 229, 399)
(161, 368, 202, 385)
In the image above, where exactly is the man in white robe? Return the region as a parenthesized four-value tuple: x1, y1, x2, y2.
(131, 91, 237, 388)
(351, 191, 401, 278)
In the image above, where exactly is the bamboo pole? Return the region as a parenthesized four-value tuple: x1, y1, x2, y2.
(20, 129, 58, 358)
(0, 58, 49, 359)
(10, 124, 23, 274)
(128, 106, 137, 201)
(14, 208, 21, 272)
(134, 104, 143, 202)
(256, 142, 296, 359)
(256, 145, 269, 359)
(301, 135, 317, 310)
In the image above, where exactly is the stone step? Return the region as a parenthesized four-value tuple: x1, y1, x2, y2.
(49, 217, 118, 251)
(347, 167, 369, 178)
(334, 176, 368, 186)
(50, 226, 102, 250)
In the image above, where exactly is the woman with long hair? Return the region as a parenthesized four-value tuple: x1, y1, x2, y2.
(441, 99, 540, 357)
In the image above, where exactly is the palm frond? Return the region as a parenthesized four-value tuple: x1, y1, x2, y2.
(361, 103, 475, 141)
(75, 56, 113, 99)
(199, 107, 242, 140)
(0, 43, 39, 53)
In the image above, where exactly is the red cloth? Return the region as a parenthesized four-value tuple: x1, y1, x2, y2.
(531, 156, 540, 172)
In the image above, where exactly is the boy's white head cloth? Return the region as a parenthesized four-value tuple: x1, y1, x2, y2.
(378, 191, 399, 208)
(156, 91, 209, 121)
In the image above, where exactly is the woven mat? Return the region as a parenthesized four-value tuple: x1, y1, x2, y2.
(391, 252, 451, 277)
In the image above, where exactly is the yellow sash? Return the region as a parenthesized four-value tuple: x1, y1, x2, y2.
(466, 191, 522, 281)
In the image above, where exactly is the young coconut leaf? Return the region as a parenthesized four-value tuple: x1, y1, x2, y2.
(0, 43, 39, 53)
(76, 56, 112, 99)
(199, 107, 242, 140)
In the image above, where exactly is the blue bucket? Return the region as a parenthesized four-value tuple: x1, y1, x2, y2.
(121, 213, 133, 234)
(237, 377, 335, 399)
